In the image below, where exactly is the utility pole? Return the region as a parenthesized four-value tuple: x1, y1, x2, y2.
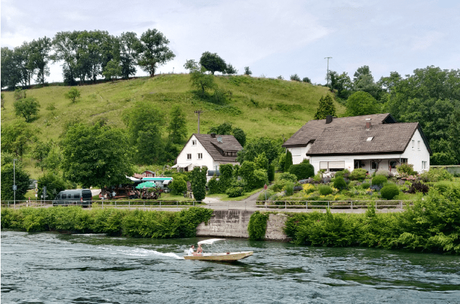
(324, 57, 332, 86)
(194, 110, 203, 134)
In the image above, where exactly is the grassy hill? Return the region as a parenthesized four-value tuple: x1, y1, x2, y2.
(1, 74, 345, 178)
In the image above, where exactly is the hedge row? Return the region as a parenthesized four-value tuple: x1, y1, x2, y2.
(1, 206, 213, 238)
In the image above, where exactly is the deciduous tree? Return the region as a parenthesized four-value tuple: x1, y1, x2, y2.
(136, 29, 175, 77)
(199, 52, 227, 75)
(14, 97, 40, 122)
(345, 91, 380, 116)
(61, 122, 133, 188)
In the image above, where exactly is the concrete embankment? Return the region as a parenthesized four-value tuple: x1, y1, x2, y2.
(196, 209, 289, 241)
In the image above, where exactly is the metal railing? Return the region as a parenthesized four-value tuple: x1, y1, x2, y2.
(1, 200, 202, 209)
(255, 200, 412, 210)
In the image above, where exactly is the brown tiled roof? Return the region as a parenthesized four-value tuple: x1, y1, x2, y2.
(307, 123, 419, 155)
(194, 133, 243, 162)
(282, 113, 395, 148)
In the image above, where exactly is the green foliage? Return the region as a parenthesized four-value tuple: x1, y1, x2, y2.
(199, 52, 227, 75)
(37, 172, 68, 199)
(64, 88, 81, 103)
(254, 152, 269, 170)
(318, 185, 333, 195)
(284, 150, 293, 173)
(380, 184, 399, 200)
(248, 211, 269, 240)
(232, 128, 246, 147)
(237, 137, 282, 165)
(168, 105, 187, 144)
(219, 164, 234, 192)
(168, 176, 187, 195)
(190, 166, 207, 201)
(372, 175, 387, 186)
(349, 168, 367, 181)
(284, 181, 294, 196)
(1, 161, 30, 200)
(290, 74, 301, 82)
(102, 59, 122, 80)
(268, 164, 275, 183)
(14, 97, 40, 122)
(244, 66, 252, 76)
(314, 95, 337, 120)
(1, 121, 36, 159)
(123, 101, 165, 164)
(279, 172, 298, 183)
(1, 207, 213, 238)
(61, 122, 133, 188)
(420, 167, 453, 182)
(136, 29, 175, 77)
(397, 163, 417, 175)
(239, 161, 267, 190)
(345, 91, 380, 116)
(288, 162, 314, 180)
(207, 175, 220, 194)
(333, 176, 347, 190)
(361, 183, 371, 189)
(226, 186, 244, 197)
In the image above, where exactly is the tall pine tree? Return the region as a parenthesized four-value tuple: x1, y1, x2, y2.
(314, 95, 336, 120)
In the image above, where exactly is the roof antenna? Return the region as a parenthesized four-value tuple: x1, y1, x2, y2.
(194, 110, 203, 134)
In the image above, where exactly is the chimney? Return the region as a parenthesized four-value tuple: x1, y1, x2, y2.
(366, 121, 372, 130)
(210, 133, 216, 138)
(326, 115, 333, 124)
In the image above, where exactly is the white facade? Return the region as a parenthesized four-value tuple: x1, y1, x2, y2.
(175, 135, 215, 171)
(289, 129, 430, 174)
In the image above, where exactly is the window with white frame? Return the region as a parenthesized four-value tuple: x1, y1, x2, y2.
(412, 140, 415, 150)
(417, 140, 421, 150)
(198, 153, 203, 159)
(192, 140, 197, 146)
(187, 153, 192, 160)
(422, 161, 427, 170)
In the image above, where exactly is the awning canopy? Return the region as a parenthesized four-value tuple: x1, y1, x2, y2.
(163, 179, 172, 185)
(126, 176, 142, 182)
(172, 163, 192, 169)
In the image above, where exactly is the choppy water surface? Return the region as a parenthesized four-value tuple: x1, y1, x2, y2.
(2, 231, 460, 304)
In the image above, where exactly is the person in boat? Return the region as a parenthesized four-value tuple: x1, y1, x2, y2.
(196, 244, 203, 255)
(188, 245, 195, 256)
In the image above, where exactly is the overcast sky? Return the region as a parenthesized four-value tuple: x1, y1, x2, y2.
(2, 0, 459, 84)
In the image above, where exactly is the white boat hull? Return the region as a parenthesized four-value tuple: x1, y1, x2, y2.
(184, 251, 253, 262)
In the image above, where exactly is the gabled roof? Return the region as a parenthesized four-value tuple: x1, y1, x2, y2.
(282, 113, 396, 148)
(191, 133, 243, 162)
(307, 123, 420, 155)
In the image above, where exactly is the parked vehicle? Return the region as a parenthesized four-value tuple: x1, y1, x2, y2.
(53, 189, 92, 207)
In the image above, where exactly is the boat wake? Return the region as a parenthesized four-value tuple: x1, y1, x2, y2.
(100, 246, 184, 259)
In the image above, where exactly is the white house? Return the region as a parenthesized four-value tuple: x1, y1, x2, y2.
(173, 133, 243, 177)
(282, 113, 431, 174)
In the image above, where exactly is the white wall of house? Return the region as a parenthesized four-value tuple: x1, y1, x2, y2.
(400, 129, 430, 173)
(308, 130, 430, 174)
(176, 135, 214, 171)
(288, 143, 312, 165)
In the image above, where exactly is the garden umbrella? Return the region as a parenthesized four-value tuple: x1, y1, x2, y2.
(135, 182, 156, 189)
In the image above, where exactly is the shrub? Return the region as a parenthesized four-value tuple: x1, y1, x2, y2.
(226, 186, 244, 197)
(302, 183, 315, 194)
(372, 175, 387, 186)
(169, 176, 187, 195)
(361, 183, 371, 189)
(279, 172, 298, 183)
(318, 185, 333, 195)
(207, 176, 220, 194)
(397, 163, 417, 175)
(258, 189, 274, 201)
(380, 184, 399, 200)
(289, 163, 314, 180)
(407, 181, 429, 194)
(284, 182, 294, 196)
(335, 169, 350, 179)
(333, 176, 347, 190)
(248, 211, 269, 240)
(349, 168, 367, 181)
(434, 181, 452, 193)
(375, 170, 390, 177)
(268, 164, 275, 182)
(271, 180, 288, 192)
(420, 168, 453, 182)
(313, 173, 322, 183)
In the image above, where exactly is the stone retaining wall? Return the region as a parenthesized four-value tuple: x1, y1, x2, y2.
(196, 209, 289, 241)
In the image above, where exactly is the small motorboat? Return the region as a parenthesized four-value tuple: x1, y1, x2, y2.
(184, 238, 253, 262)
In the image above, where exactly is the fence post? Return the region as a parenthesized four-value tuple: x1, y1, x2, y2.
(160, 201, 161, 209)
(285, 201, 287, 209)
(306, 201, 308, 210)
(400, 201, 402, 209)
(328, 201, 330, 209)
(102, 201, 104, 209)
(351, 201, 353, 210)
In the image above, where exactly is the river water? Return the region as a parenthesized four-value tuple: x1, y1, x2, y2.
(2, 231, 460, 304)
